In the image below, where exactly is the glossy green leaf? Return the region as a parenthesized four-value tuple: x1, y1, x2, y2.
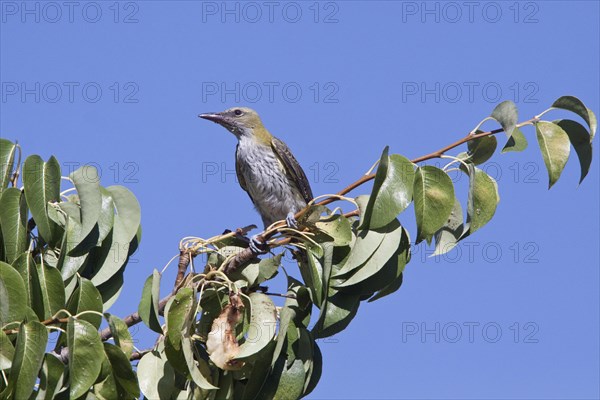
(22, 155, 61, 245)
(502, 127, 528, 153)
(234, 292, 277, 361)
(68, 317, 104, 399)
(551, 95, 597, 142)
(367, 227, 411, 302)
(105, 313, 133, 359)
(536, 121, 571, 188)
(491, 100, 518, 138)
(0, 260, 27, 327)
(241, 341, 276, 400)
(89, 187, 141, 286)
(103, 343, 140, 397)
(182, 335, 218, 390)
(138, 351, 175, 400)
(315, 213, 353, 247)
(97, 271, 124, 313)
(6, 321, 47, 400)
(36, 261, 66, 320)
(314, 282, 361, 337)
(138, 269, 163, 334)
(555, 119, 593, 184)
(37, 353, 65, 400)
(335, 219, 403, 288)
(332, 227, 386, 278)
(465, 135, 497, 165)
(0, 188, 28, 263)
(413, 166, 455, 244)
(0, 329, 15, 370)
(433, 198, 464, 256)
(303, 340, 322, 397)
(66, 277, 103, 329)
(12, 253, 38, 311)
(56, 206, 88, 280)
(256, 253, 282, 284)
(271, 358, 305, 400)
(464, 165, 500, 236)
(0, 139, 17, 194)
(106, 186, 141, 244)
(166, 287, 194, 351)
(70, 165, 102, 244)
(96, 187, 115, 245)
(361, 147, 415, 229)
(299, 248, 324, 307)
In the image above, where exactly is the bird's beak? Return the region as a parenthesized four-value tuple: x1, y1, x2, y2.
(199, 112, 225, 124)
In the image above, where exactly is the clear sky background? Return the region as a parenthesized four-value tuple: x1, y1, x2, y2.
(1, 1, 599, 399)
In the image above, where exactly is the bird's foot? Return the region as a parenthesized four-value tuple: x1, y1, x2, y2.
(286, 212, 299, 229)
(249, 234, 268, 255)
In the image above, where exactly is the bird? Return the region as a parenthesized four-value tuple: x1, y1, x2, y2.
(199, 107, 313, 254)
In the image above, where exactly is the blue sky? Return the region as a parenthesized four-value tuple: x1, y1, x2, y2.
(1, 1, 599, 398)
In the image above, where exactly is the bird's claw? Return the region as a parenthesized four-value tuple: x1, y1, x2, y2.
(249, 234, 268, 255)
(286, 212, 298, 229)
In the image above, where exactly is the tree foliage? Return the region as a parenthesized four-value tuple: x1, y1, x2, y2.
(0, 96, 597, 399)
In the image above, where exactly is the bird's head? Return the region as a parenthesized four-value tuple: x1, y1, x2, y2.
(199, 107, 271, 144)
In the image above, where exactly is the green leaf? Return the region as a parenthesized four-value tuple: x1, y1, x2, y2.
(6, 321, 47, 400)
(96, 187, 115, 245)
(37, 353, 65, 400)
(536, 121, 571, 188)
(315, 214, 353, 247)
(0, 329, 15, 370)
(299, 248, 324, 307)
(332, 226, 387, 278)
(0, 188, 28, 263)
(106, 186, 141, 245)
(70, 165, 102, 245)
(491, 100, 518, 138)
(433, 198, 464, 256)
(502, 127, 528, 153)
(182, 335, 218, 390)
(464, 165, 500, 236)
(0, 260, 27, 327)
(313, 291, 361, 339)
(368, 227, 411, 302)
(0, 139, 17, 195)
(555, 119, 593, 184)
(103, 343, 140, 398)
(22, 155, 62, 245)
(551, 95, 597, 142)
(96, 271, 124, 313)
(138, 351, 175, 400)
(36, 261, 66, 320)
(66, 277, 103, 329)
(256, 254, 282, 284)
(68, 317, 104, 399)
(166, 287, 194, 351)
(56, 205, 88, 280)
(241, 341, 276, 399)
(335, 219, 403, 288)
(12, 253, 38, 312)
(465, 135, 497, 165)
(361, 147, 415, 229)
(303, 340, 322, 397)
(234, 293, 277, 361)
(413, 166, 455, 244)
(138, 269, 163, 334)
(105, 313, 133, 359)
(271, 358, 306, 400)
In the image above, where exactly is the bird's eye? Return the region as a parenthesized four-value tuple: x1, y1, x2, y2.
(234, 109, 243, 116)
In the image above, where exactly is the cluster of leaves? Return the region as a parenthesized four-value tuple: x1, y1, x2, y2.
(0, 146, 141, 399)
(0, 96, 596, 399)
(136, 96, 596, 399)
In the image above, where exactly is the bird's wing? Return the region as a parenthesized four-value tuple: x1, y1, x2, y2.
(271, 137, 314, 203)
(235, 144, 254, 203)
